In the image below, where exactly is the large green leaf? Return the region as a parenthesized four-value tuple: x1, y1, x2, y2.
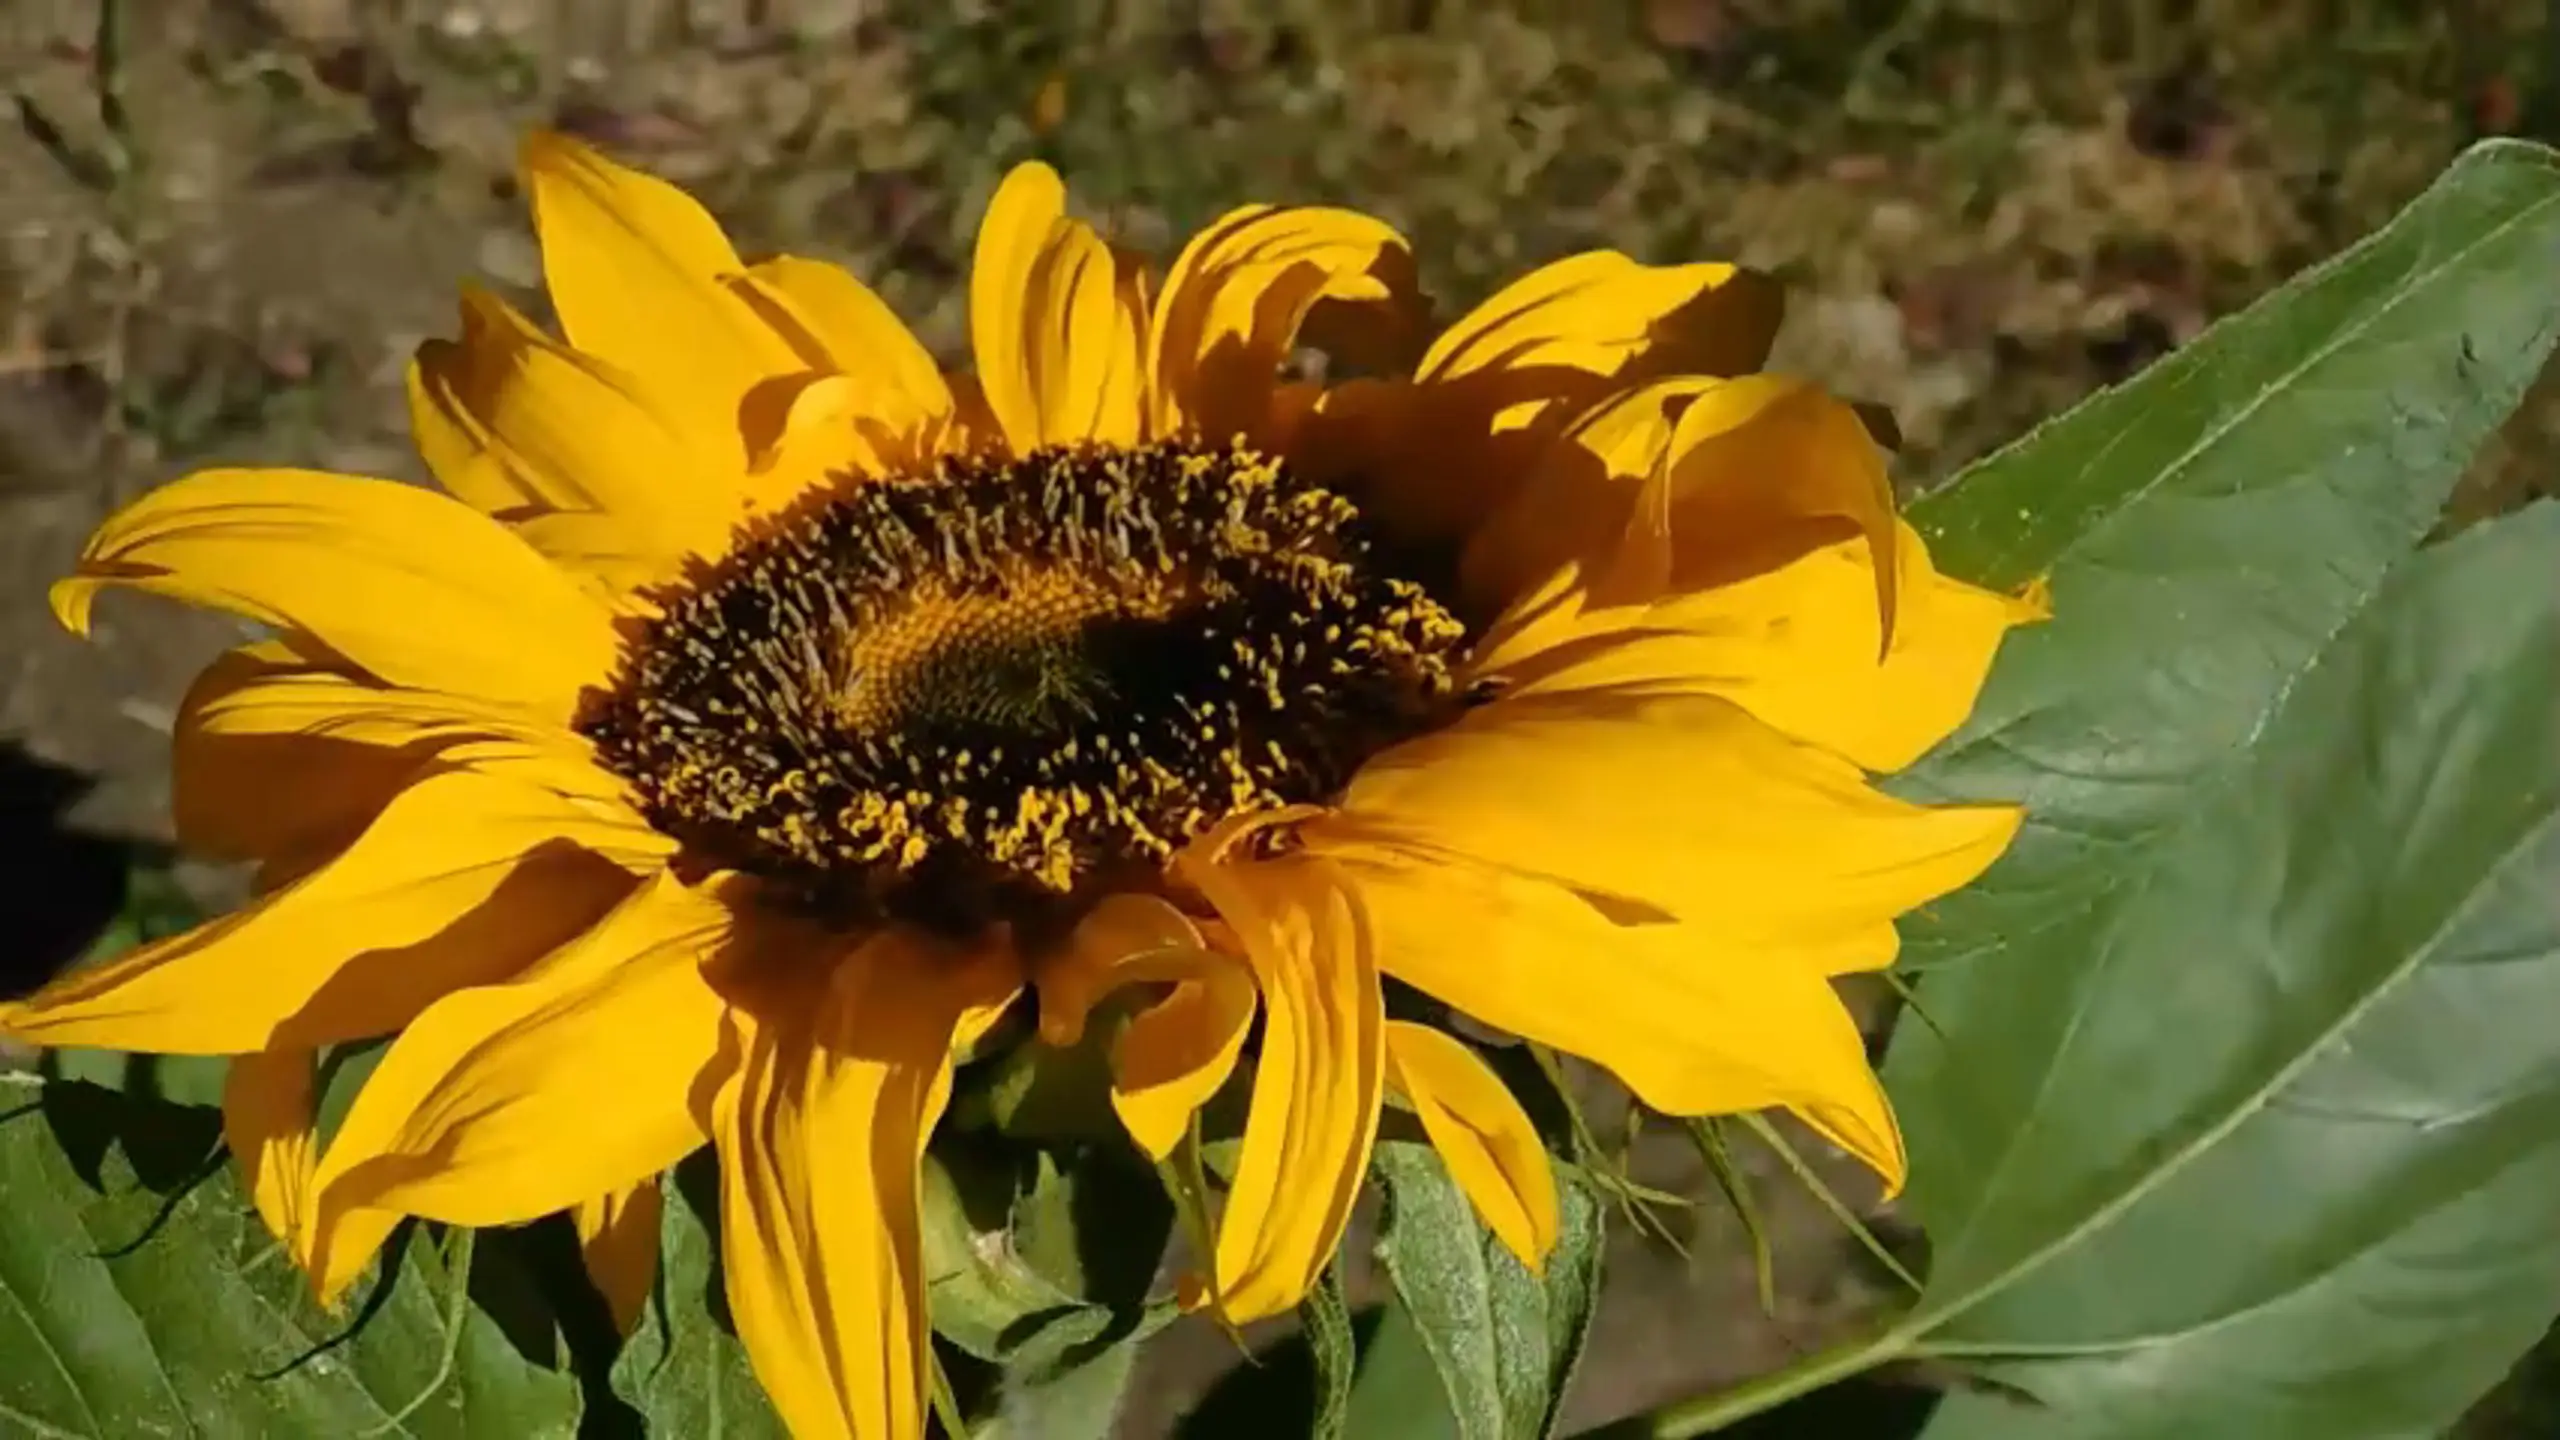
(1895, 137, 2560, 972)
(1887, 502, 2560, 1438)
(1366, 1140, 1607, 1440)
(0, 1088, 579, 1438)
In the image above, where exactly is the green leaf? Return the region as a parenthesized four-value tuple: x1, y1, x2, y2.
(1896, 138, 2560, 972)
(1342, 1302, 1461, 1440)
(0, 1092, 578, 1437)
(988, 1331, 1145, 1440)
(608, 1157, 787, 1438)
(1301, 1255, 1359, 1440)
(1888, 502, 2560, 1439)
(1369, 1140, 1606, 1440)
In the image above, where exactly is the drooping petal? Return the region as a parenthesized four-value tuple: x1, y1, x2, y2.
(710, 932, 1019, 1440)
(520, 131, 805, 435)
(408, 287, 737, 565)
(1320, 688, 2019, 937)
(578, 1179, 666, 1336)
(1148, 203, 1415, 442)
(1384, 1021, 1558, 1271)
(0, 768, 657, 1056)
(968, 163, 1147, 453)
(1177, 847, 1385, 1322)
(1328, 846, 1905, 1190)
(51, 469, 622, 718)
(224, 1045, 319, 1247)
(1037, 894, 1257, 1160)
(298, 871, 737, 1301)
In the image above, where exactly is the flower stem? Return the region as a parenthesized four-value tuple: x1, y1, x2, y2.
(1571, 1325, 1916, 1439)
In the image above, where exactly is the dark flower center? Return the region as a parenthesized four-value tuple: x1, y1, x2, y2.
(578, 438, 1465, 933)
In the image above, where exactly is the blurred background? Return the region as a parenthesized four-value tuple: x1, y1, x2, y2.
(3, 1, 2555, 1435)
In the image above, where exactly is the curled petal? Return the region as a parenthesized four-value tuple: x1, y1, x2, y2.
(1177, 848, 1385, 1322)
(51, 469, 622, 720)
(1149, 203, 1416, 442)
(1039, 895, 1257, 1160)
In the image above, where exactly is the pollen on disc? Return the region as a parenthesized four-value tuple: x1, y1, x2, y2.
(579, 438, 1466, 934)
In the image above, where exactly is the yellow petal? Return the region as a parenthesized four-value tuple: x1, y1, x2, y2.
(730, 372, 914, 514)
(409, 287, 736, 564)
(1383, 1021, 1558, 1271)
(1112, 957, 1258, 1162)
(1602, 377, 1900, 649)
(1177, 849, 1385, 1322)
(300, 870, 735, 1305)
(1323, 689, 2019, 936)
(225, 1045, 319, 1247)
(710, 933, 1019, 1440)
(1038, 895, 1257, 1160)
(968, 163, 1146, 452)
(577, 1179, 666, 1336)
(1339, 254, 1780, 555)
(1455, 378, 1725, 671)
(970, 163, 1067, 454)
(51, 468, 622, 719)
(0, 768, 655, 1055)
(171, 646, 628, 871)
(1149, 203, 1415, 441)
(1417, 250, 1781, 393)
(520, 131, 805, 436)
(1494, 522, 2042, 773)
(1329, 847, 1905, 1191)
(735, 256, 953, 436)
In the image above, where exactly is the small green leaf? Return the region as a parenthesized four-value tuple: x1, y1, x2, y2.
(990, 1331, 1145, 1440)
(1370, 1140, 1606, 1440)
(608, 1156, 787, 1438)
(1301, 1255, 1359, 1440)
(1893, 502, 2560, 1439)
(919, 1147, 1084, 1362)
(1343, 1301, 1461, 1440)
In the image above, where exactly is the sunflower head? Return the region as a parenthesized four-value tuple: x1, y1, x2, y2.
(8, 131, 2040, 1440)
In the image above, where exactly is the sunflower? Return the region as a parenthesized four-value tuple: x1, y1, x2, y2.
(4, 133, 2038, 1436)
